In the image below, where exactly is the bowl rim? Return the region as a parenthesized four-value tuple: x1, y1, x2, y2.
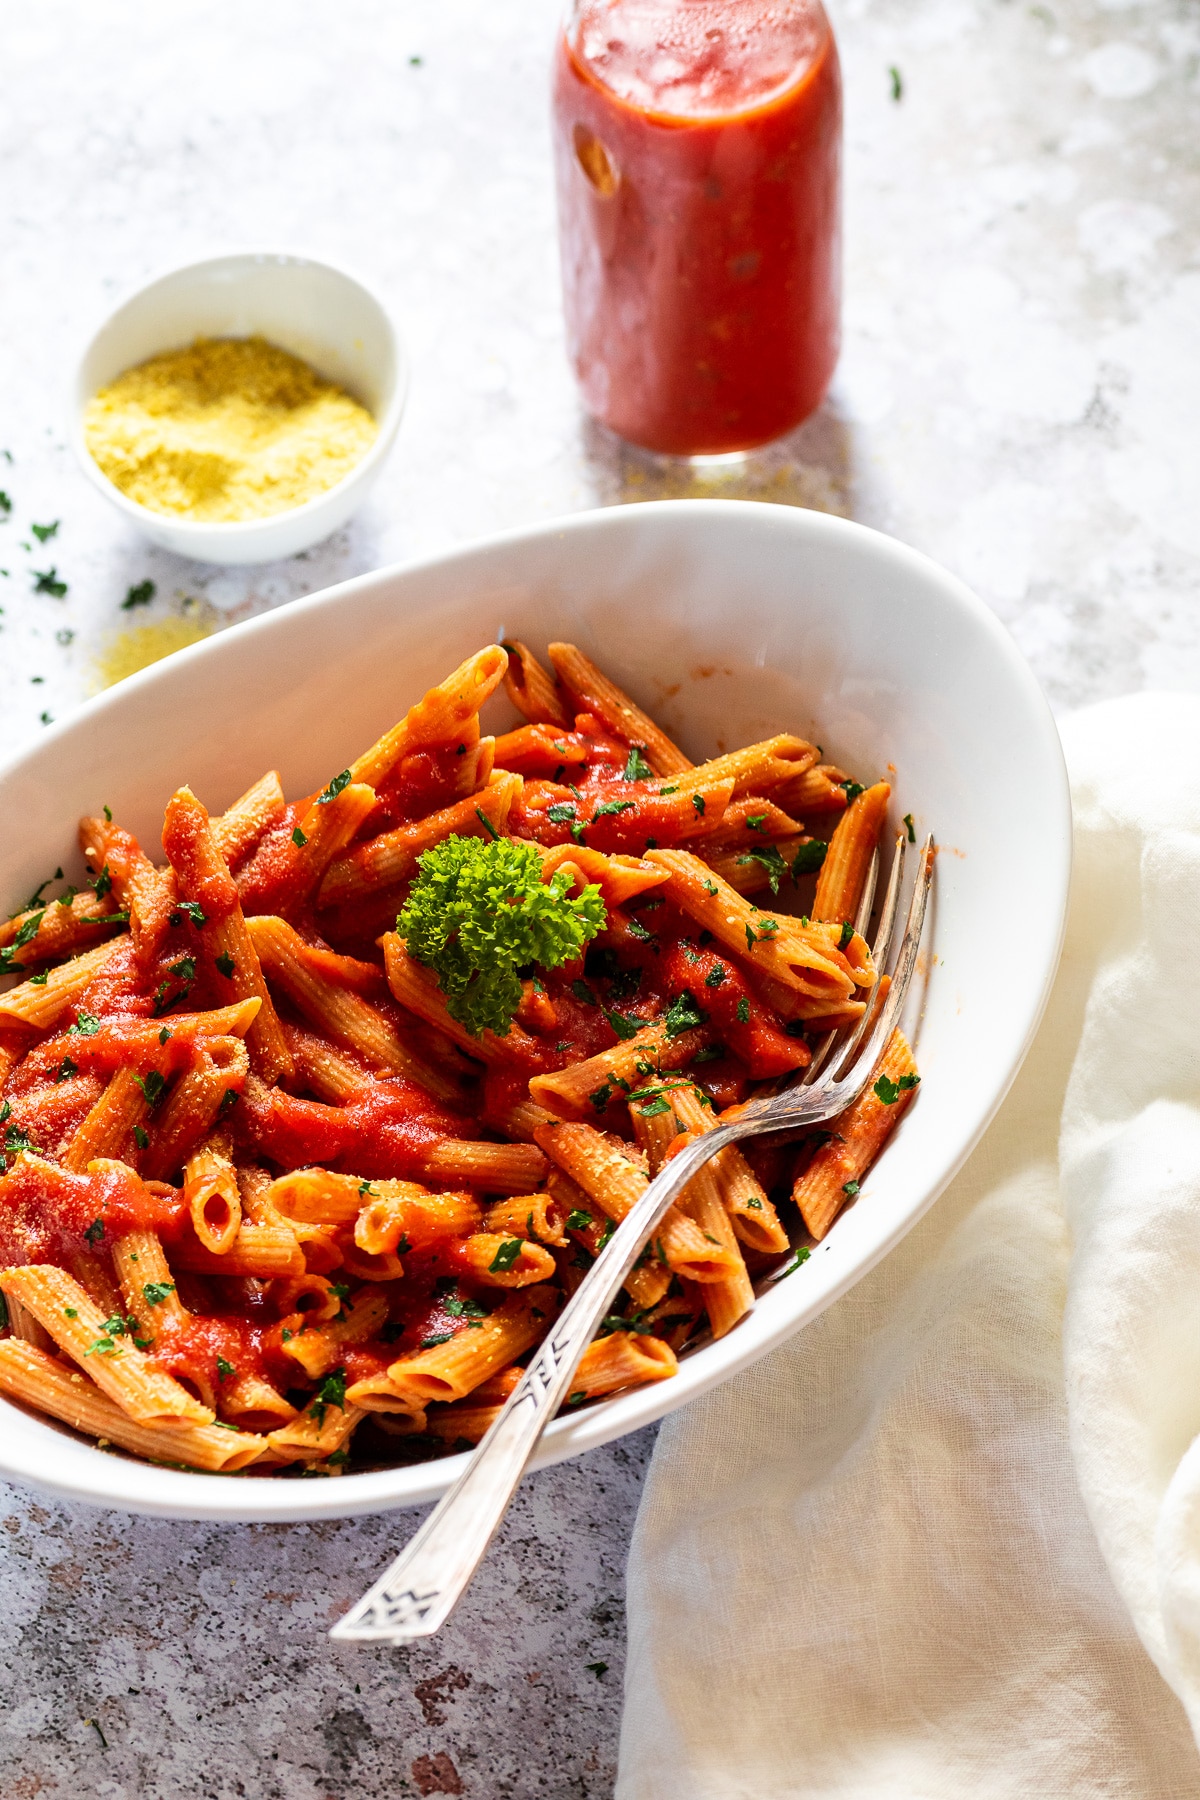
(0, 499, 1072, 1520)
(69, 248, 409, 544)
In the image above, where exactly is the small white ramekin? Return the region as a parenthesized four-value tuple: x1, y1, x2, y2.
(71, 251, 407, 566)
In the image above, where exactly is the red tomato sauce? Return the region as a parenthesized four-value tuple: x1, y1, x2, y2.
(0, 1157, 184, 1269)
(553, 0, 842, 454)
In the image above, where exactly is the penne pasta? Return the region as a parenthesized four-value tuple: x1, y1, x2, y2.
(547, 642, 692, 774)
(0, 1341, 267, 1471)
(247, 914, 457, 1102)
(0, 636, 918, 1476)
(813, 780, 892, 925)
(161, 786, 294, 1085)
(502, 640, 570, 727)
(791, 1028, 919, 1240)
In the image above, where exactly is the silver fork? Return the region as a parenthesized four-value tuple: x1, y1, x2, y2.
(331, 833, 934, 1644)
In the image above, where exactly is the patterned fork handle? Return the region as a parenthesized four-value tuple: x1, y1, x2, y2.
(330, 1102, 830, 1643)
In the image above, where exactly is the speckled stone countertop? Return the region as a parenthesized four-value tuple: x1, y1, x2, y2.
(0, 0, 1196, 1794)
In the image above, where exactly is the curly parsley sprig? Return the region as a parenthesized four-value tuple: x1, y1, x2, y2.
(397, 835, 606, 1038)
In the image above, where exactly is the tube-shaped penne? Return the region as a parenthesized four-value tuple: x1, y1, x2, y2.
(682, 734, 817, 800)
(528, 1016, 709, 1120)
(645, 849, 870, 1006)
(565, 1329, 677, 1402)
(813, 781, 891, 925)
(281, 1288, 390, 1380)
(343, 1372, 428, 1418)
(502, 640, 569, 726)
(211, 771, 286, 866)
(0, 890, 125, 969)
(484, 1192, 567, 1248)
(349, 645, 510, 792)
(0, 1340, 267, 1471)
(457, 1232, 558, 1287)
(218, 1373, 298, 1433)
(112, 1227, 188, 1336)
(0, 939, 124, 1031)
(0, 1264, 213, 1425)
(60, 1067, 152, 1173)
(386, 1285, 556, 1404)
(629, 1105, 754, 1338)
(317, 774, 522, 908)
(266, 1394, 365, 1461)
(416, 1139, 547, 1193)
(655, 1081, 789, 1256)
(79, 815, 176, 969)
(247, 914, 456, 1102)
(548, 642, 692, 774)
(140, 1035, 248, 1182)
(534, 1120, 737, 1285)
(171, 1223, 305, 1279)
(791, 1029, 919, 1240)
(267, 1168, 483, 1242)
(183, 1130, 242, 1255)
(161, 786, 294, 1086)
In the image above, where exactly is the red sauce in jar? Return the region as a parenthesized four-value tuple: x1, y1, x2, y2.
(553, 0, 842, 455)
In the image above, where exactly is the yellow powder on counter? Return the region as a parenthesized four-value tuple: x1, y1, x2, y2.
(83, 336, 378, 523)
(93, 616, 215, 689)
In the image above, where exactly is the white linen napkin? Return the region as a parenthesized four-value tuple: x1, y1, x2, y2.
(617, 693, 1200, 1798)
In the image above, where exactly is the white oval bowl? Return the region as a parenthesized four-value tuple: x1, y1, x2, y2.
(71, 252, 407, 565)
(0, 499, 1070, 1520)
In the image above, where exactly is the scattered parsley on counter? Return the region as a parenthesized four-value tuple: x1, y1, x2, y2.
(31, 521, 59, 544)
(398, 834, 605, 1037)
(121, 579, 156, 610)
(903, 813, 916, 843)
(32, 567, 67, 597)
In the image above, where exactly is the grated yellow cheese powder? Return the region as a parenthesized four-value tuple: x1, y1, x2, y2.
(83, 336, 378, 523)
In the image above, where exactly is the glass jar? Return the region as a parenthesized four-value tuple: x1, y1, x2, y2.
(552, 0, 842, 457)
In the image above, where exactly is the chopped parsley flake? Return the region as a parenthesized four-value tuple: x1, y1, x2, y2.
(135, 1070, 167, 1108)
(54, 1056, 77, 1083)
(84, 1216, 105, 1244)
(121, 579, 156, 610)
(133, 1126, 149, 1149)
(704, 965, 727, 987)
(623, 745, 655, 781)
(143, 1282, 176, 1306)
(547, 802, 576, 824)
(874, 1072, 920, 1105)
(214, 951, 236, 979)
(169, 900, 207, 929)
(420, 1332, 455, 1349)
(603, 1007, 640, 1041)
(736, 996, 750, 1024)
(475, 805, 500, 842)
(592, 798, 636, 819)
(566, 1208, 593, 1231)
(663, 989, 707, 1038)
(292, 825, 308, 847)
(781, 1247, 812, 1276)
(842, 1180, 860, 1197)
(839, 920, 854, 950)
(318, 769, 352, 805)
(841, 780, 865, 805)
(904, 813, 916, 843)
(216, 1356, 236, 1381)
(310, 1367, 347, 1425)
(32, 567, 67, 597)
(791, 840, 828, 876)
(737, 845, 787, 893)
